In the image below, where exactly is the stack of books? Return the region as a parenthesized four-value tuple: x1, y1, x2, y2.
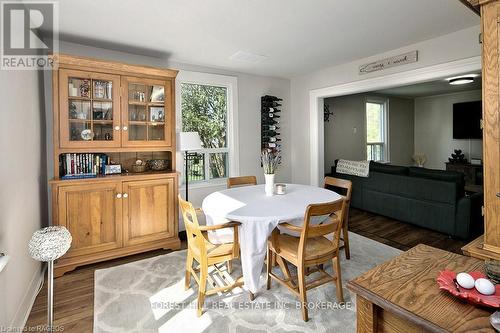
(60, 153, 110, 179)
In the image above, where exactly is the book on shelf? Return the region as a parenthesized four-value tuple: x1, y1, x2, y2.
(60, 153, 110, 179)
(61, 173, 97, 180)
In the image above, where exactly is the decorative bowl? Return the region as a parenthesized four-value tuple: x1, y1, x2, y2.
(437, 270, 500, 308)
(147, 159, 170, 171)
(486, 260, 500, 284)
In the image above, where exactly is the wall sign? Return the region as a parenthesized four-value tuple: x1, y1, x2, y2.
(359, 51, 418, 75)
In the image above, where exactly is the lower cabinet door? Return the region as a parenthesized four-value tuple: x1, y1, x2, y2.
(122, 177, 175, 246)
(57, 181, 123, 258)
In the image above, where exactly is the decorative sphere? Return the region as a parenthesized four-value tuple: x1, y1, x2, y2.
(28, 226, 72, 262)
(456, 272, 475, 289)
(475, 278, 496, 296)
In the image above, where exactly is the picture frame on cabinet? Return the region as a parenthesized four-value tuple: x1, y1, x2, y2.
(150, 107, 165, 122)
(150, 85, 165, 102)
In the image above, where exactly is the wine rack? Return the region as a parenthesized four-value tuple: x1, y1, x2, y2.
(261, 95, 282, 160)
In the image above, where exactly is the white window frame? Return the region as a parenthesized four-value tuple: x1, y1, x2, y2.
(365, 97, 390, 163)
(176, 71, 239, 188)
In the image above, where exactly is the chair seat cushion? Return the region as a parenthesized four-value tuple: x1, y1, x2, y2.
(189, 238, 235, 259)
(270, 234, 334, 262)
(206, 241, 235, 258)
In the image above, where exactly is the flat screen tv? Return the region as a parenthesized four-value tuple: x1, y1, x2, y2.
(453, 101, 482, 139)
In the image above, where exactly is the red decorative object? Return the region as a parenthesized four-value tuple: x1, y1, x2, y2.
(437, 270, 500, 308)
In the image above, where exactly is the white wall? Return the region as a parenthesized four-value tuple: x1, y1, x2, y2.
(389, 97, 416, 166)
(324, 94, 414, 171)
(46, 41, 291, 230)
(0, 70, 46, 328)
(290, 25, 481, 184)
(414, 89, 482, 170)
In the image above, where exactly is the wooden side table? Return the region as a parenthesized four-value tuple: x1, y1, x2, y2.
(347, 244, 495, 332)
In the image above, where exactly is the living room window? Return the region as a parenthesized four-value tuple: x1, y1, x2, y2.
(177, 71, 239, 185)
(366, 98, 389, 162)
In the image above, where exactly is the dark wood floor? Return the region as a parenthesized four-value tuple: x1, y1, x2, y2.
(25, 209, 468, 331)
(348, 208, 468, 254)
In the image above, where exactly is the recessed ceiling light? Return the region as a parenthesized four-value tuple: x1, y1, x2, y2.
(448, 77, 475, 85)
(230, 51, 267, 63)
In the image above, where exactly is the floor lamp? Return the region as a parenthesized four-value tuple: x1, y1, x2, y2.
(179, 132, 202, 201)
(28, 226, 72, 332)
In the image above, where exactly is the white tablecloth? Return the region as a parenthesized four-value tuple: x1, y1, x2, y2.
(201, 184, 342, 293)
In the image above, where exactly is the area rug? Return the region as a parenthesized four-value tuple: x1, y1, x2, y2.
(93, 232, 401, 333)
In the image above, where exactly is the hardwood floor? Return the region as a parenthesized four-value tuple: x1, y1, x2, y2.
(349, 208, 468, 254)
(25, 209, 467, 331)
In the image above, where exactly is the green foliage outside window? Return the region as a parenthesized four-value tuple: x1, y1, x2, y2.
(181, 83, 228, 180)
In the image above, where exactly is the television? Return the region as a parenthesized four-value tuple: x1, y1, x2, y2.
(453, 101, 482, 139)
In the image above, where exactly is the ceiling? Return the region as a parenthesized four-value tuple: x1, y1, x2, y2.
(374, 72, 482, 98)
(51, 0, 478, 78)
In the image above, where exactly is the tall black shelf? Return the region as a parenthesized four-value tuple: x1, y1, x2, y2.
(261, 95, 282, 161)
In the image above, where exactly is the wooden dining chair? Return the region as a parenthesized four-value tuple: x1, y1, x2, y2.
(324, 176, 352, 260)
(178, 195, 244, 316)
(227, 175, 257, 188)
(266, 200, 347, 322)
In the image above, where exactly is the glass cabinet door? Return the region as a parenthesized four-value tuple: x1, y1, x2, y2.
(59, 69, 121, 148)
(122, 77, 172, 147)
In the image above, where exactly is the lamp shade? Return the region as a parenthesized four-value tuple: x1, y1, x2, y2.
(178, 132, 202, 151)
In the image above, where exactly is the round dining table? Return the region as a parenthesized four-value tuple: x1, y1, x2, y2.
(201, 183, 342, 294)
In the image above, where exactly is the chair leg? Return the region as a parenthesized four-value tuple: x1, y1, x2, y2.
(298, 265, 309, 322)
(185, 251, 193, 290)
(266, 248, 272, 290)
(332, 256, 344, 303)
(343, 221, 350, 260)
(197, 266, 207, 317)
(227, 260, 232, 274)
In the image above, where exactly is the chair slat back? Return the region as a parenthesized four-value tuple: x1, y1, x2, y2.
(227, 176, 257, 188)
(298, 200, 346, 261)
(324, 177, 352, 202)
(178, 195, 206, 254)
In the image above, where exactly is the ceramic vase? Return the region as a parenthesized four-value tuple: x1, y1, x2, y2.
(264, 173, 275, 196)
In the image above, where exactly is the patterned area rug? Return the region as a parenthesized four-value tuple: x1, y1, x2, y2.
(94, 232, 401, 333)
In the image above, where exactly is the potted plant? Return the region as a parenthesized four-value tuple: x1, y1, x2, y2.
(261, 149, 280, 196)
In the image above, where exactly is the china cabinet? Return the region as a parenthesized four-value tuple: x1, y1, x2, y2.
(50, 54, 180, 277)
(460, 0, 500, 261)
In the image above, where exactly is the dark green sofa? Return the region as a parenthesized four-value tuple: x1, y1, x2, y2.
(329, 161, 483, 239)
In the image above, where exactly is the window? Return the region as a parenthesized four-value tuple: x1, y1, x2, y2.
(177, 71, 238, 184)
(366, 99, 389, 162)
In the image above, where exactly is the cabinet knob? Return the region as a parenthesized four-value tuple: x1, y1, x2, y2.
(114, 126, 120, 131)
(116, 193, 122, 199)
(122, 126, 128, 131)
(497, 193, 500, 198)
(123, 193, 128, 198)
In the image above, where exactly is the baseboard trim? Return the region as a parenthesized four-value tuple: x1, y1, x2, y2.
(10, 263, 45, 329)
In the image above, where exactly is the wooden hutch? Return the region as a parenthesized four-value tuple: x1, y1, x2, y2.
(460, 0, 500, 261)
(49, 54, 180, 276)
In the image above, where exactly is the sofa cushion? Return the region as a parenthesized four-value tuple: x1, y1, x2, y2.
(408, 167, 465, 197)
(364, 171, 459, 205)
(370, 161, 409, 175)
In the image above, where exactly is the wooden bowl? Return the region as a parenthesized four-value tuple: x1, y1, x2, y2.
(131, 164, 147, 173)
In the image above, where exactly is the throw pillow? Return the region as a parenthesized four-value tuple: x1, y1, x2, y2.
(336, 159, 370, 177)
